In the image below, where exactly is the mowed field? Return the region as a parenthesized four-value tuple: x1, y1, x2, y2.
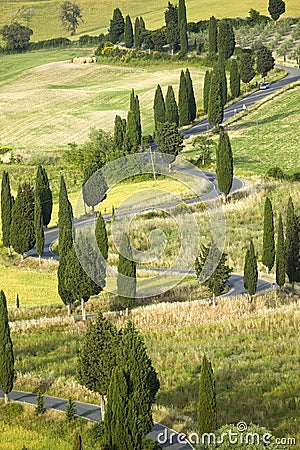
(0, 50, 206, 152)
(0, 0, 300, 42)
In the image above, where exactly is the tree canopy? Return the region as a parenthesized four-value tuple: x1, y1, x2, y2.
(60, 1, 83, 35)
(0, 22, 32, 52)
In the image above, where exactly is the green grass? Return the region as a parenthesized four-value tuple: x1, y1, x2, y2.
(0, 0, 299, 42)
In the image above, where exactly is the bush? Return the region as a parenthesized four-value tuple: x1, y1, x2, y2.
(0, 402, 24, 422)
(25, 152, 56, 166)
(88, 421, 105, 442)
(265, 166, 285, 180)
(0, 146, 11, 154)
(289, 172, 300, 182)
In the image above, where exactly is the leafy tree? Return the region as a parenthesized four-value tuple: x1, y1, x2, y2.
(178, 70, 189, 126)
(165, 2, 179, 52)
(262, 197, 275, 272)
(192, 135, 216, 166)
(208, 70, 223, 128)
(268, 0, 286, 21)
(35, 392, 46, 415)
(77, 313, 119, 411)
(60, 1, 83, 35)
(35, 166, 52, 227)
(156, 122, 183, 164)
(217, 20, 235, 60)
(65, 397, 76, 422)
(117, 233, 136, 309)
(185, 68, 196, 121)
(123, 111, 139, 154)
(72, 434, 82, 450)
(0, 291, 14, 404)
(165, 85, 179, 125)
(34, 195, 44, 265)
(276, 213, 286, 288)
(0, 22, 33, 52)
(203, 70, 211, 113)
(244, 240, 258, 302)
(124, 15, 134, 48)
(195, 241, 232, 302)
(114, 115, 126, 151)
(208, 16, 218, 56)
(178, 0, 188, 54)
(256, 45, 275, 78)
(1, 171, 14, 255)
(216, 58, 227, 106)
(216, 130, 233, 201)
(153, 84, 166, 129)
(286, 197, 300, 287)
(95, 212, 108, 260)
(230, 59, 240, 98)
(10, 183, 35, 259)
(109, 8, 125, 44)
(130, 89, 142, 144)
(198, 354, 217, 436)
(239, 51, 256, 84)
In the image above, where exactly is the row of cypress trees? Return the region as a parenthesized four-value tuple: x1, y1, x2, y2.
(208, 16, 235, 59)
(109, 8, 145, 48)
(1, 166, 52, 261)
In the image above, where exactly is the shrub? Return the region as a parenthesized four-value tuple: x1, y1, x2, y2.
(25, 152, 56, 166)
(0, 402, 24, 422)
(265, 166, 285, 180)
(88, 421, 105, 442)
(0, 146, 11, 154)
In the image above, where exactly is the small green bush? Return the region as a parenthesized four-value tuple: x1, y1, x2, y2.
(0, 146, 11, 154)
(0, 402, 24, 422)
(25, 152, 56, 166)
(265, 166, 285, 180)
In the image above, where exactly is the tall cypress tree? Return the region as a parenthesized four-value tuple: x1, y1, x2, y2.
(109, 8, 125, 44)
(95, 212, 108, 260)
(262, 197, 275, 272)
(243, 240, 258, 302)
(203, 70, 211, 113)
(185, 68, 196, 122)
(114, 115, 126, 151)
(165, 2, 179, 53)
(276, 213, 286, 288)
(0, 290, 14, 404)
(216, 58, 227, 106)
(134, 17, 142, 48)
(178, 0, 188, 54)
(165, 85, 179, 125)
(286, 197, 299, 287)
(230, 59, 240, 99)
(124, 15, 133, 48)
(178, 70, 189, 126)
(216, 130, 233, 201)
(198, 354, 217, 436)
(217, 19, 235, 60)
(123, 110, 139, 154)
(130, 90, 142, 144)
(10, 183, 35, 259)
(1, 171, 14, 255)
(207, 70, 223, 128)
(35, 165, 52, 227)
(153, 84, 166, 128)
(34, 195, 44, 265)
(117, 233, 136, 309)
(208, 16, 218, 56)
(239, 51, 256, 84)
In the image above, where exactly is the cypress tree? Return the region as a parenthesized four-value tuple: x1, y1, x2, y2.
(109, 8, 125, 44)
(178, 70, 189, 126)
(130, 91, 142, 144)
(185, 68, 196, 122)
(262, 197, 275, 272)
(198, 354, 217, 436)
(286, 197, 299, 287)
(103, 367, 134, 450)
(123, 110, 139, 154)
(34, 195, 44, 264)
(65, 397, 76, 422)
(153, 84, 166, 128)
(243, 240, 258, 302)
(117, 233, 136, 309)
(208, 16, 218, 56)
(1, 171, 14, 255)
(139, 16, 146, 34)
(268, 0, 286, 21)
(239, 51, 256, 84)
(216, 58, 227, 106)
(216, 130, 233, 201)
(73, 434, 82, 450)
(165, 85, 179, 125)
(95, 212, 108, 260)
(178, 0, 188, 54)
(117, 321, 160, 447)
(207, 70, 224, 128)
(217, 19, 235, 60)
(10, 183, 35, 259)
(165, 2, 179, 53)
(134, 17, 142, 48)
(256, 45, 275, 78)
(156, 122, 183, 163)
(77, 313, 119, 412)
(124, 15, 133, 48)
(35, 165, 52, 227)
(114, 115, 126, 151)
(35, 392, 46, 415)
(276, 213, 286, 288)
(230, 59, 240, 98)
(203, 70, 211, 113)
(0, 290, 14, 404)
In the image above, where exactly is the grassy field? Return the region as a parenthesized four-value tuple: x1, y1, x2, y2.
(0, 0, 299, 42)
(9, 290, 300, 444)
(0, 49, 207, 152)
